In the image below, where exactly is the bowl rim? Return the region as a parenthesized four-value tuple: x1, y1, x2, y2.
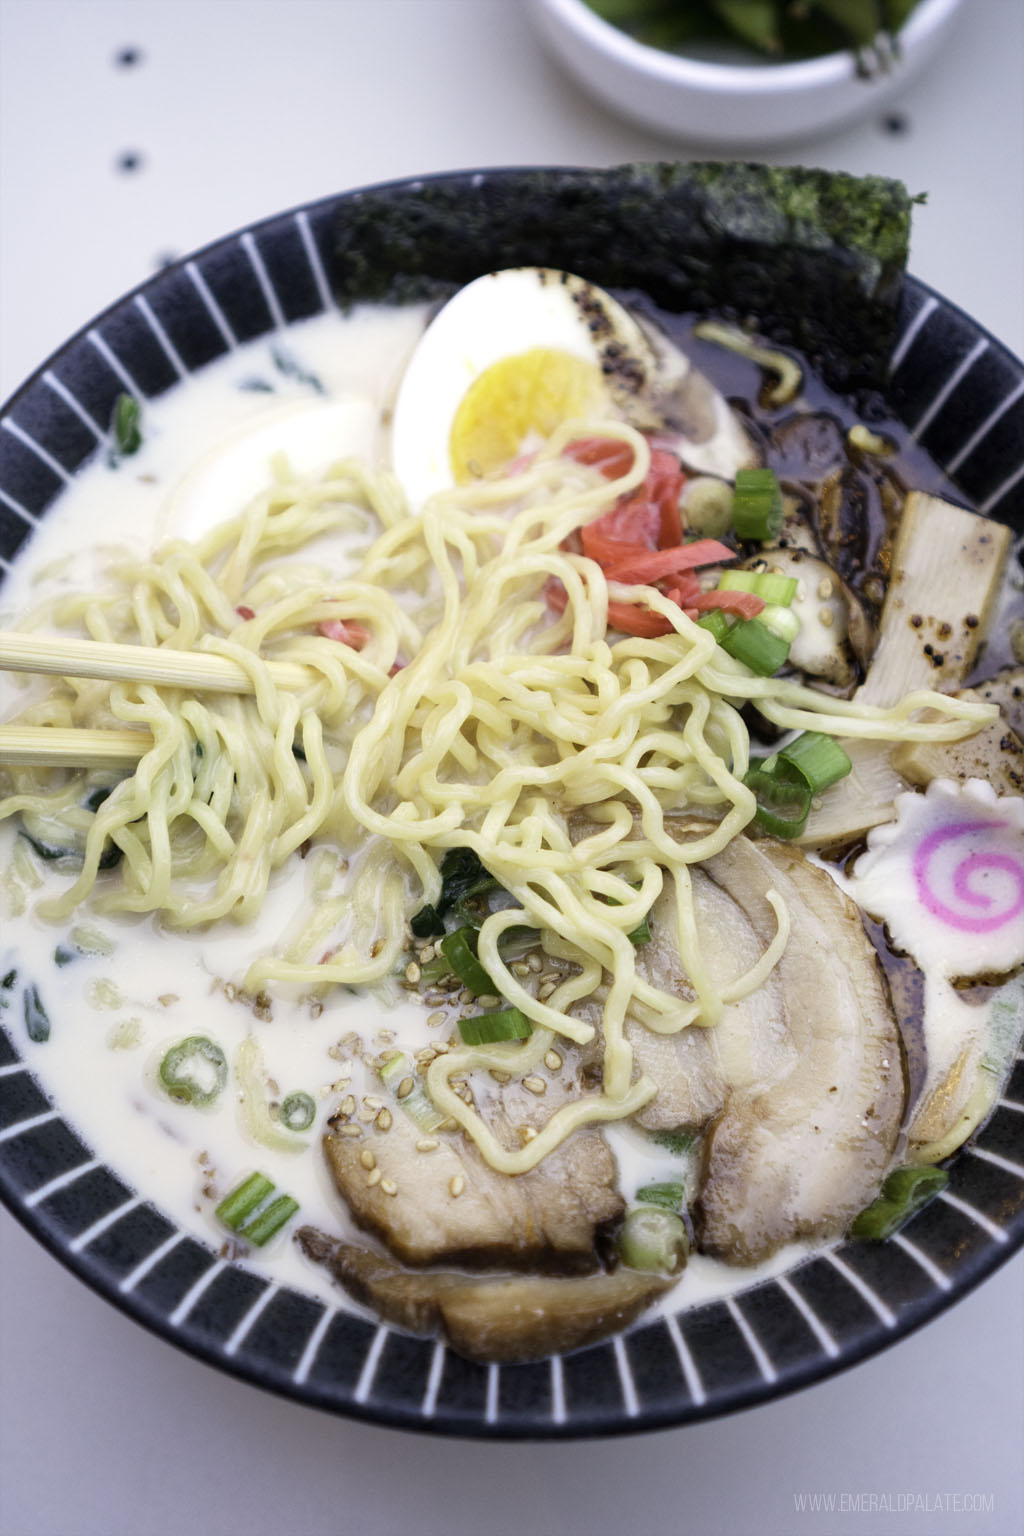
(0, 165, 1022, 1440)
(534, 0, 964, 92)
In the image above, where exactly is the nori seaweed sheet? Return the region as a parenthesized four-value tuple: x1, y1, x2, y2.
(331, 162, 917, 394)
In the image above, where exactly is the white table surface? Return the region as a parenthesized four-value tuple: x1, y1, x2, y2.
(0, 4, 1022, 1535)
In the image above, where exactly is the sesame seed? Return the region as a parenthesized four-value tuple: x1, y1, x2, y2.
(416, 1137, 440, 1152)
(380, 1178, 398, 1197)
(544, 1049, 563, 1072)
(817, 576, 834, 600)
(366, 1167, 382, 1187)
(527, 954, 543, 973)
(437, 1117, 459, 1133)
(476, 993, 500, 1008)
(449, 1175, 465, 1198)
(489, 1069, 511, 1084)
(458, 989, 475, 1006)
(539, 971, 560, 984)
(375, 1108, 393, 1131)
(357, 1106, 376, 1122)
(404, 961, 421, 984)
(339, 1094, 356, 1117)
(538, 981, 557, 1001)
(424, 990, 447, 1007)
(511, 961, 531, 977)
(818, 607, 834, 629)
(360, 1149, 376, 1170)
(523, 1075, 547, 1095)
(338, 1124, 362, 1138)
(363, 1095, 384, 1111)
(396, 1076, 415, 1100)
(418, 944, 436, 963)
(426, 1010, 447, 1028)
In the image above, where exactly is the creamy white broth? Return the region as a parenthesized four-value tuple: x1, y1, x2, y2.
(1, 304, 828, 1323)
(4, 295, 1022, 1353)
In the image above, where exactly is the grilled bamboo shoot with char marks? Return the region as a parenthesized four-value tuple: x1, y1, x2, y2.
(797, 738, 909, 848)
(857, 492, 1012, 707)
(893, 687, 1024, 797)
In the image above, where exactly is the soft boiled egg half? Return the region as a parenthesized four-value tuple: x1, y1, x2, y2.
(389, 267, 753, 509)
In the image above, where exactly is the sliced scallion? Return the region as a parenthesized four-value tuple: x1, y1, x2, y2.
(850, 1165, 949, 1241)
(241, 1194, 299, 1247)
(696, 609, 733, 644)
(778, 731, 853, 793)
(216, 1171, 275, 1231)
(743, 758, 813, 839)
(758, 603, 801, 644)
(682, 477, 733, 538)
(717, 569, 798, 606)
(720, 616, 791, 675)
(440, 927, 495, 996)
(730, 467, 783, 542)
(379, 1052, 409, 1087)
(159, 1035, 227, 1106)
(458, 1007, 533, 1046)
(379, 1052, 446, 1132)
(280, 1091, 316, 1132)
(618, 1206, 689, 1274)
(112, 393, 142, 457)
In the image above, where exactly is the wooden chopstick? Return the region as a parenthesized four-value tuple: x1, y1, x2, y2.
(0, 726, 149, 768)
(0, 631, 318, 768)
(0, 631, 314, 694)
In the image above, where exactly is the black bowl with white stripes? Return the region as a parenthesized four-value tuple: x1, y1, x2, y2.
(0, 169, 1022, 1439)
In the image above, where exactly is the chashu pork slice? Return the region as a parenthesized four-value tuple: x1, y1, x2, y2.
(297, 1229, 674, 1363)
(695, 838, 904, 1264)
(626, 867, 790, 1131)
(571, 856, 793, 1133)
(323, 1071, 623, 1273)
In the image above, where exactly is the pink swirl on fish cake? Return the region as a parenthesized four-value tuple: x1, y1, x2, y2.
(912, 819, 1024, 934)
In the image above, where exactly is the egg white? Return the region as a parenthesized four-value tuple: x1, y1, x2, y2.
(158, 398, 381, 544)
(389, 268, 627, 510)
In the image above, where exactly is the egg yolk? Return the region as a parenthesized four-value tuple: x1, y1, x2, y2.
(448, 348, 607, 484)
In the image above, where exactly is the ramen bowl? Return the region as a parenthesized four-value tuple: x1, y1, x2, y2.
(0, 166, 1022, 1438)
(529, 0, 966, 146)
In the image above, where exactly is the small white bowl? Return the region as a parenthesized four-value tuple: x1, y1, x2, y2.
(530, 0, 965, 147)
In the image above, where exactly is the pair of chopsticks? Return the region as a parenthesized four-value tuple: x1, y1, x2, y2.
(0, 631, 313, 767)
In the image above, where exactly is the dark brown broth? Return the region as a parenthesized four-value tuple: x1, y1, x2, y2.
(625, 292, 1023, 1130)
